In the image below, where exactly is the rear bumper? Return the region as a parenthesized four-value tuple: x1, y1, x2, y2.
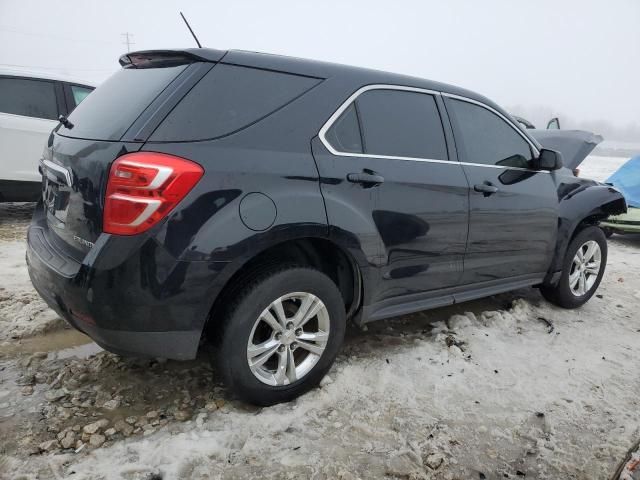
(26, 207, 225, 360)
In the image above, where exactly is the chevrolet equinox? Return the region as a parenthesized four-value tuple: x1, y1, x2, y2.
(27, 48, 626, 405)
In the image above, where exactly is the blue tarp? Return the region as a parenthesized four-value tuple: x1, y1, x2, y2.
(607, 156, 640, 208)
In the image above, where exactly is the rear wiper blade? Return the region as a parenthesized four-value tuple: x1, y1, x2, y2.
(58, 115, 74, 129)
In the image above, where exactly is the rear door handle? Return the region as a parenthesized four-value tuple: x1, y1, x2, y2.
(474, 182, 498, 196)
(347, 173, 385, 186)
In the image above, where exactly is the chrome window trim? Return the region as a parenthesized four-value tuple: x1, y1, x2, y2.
(318, 83, 547, 174)
(318, 84, 443, 159)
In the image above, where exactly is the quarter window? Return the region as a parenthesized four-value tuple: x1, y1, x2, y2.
(150, 65, 320, 142)
(0, 77, 58, 120)
(448, 99, 533, 168)
(324, 103, 363, 154)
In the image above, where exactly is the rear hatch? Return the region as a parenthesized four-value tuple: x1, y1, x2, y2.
(39, 50, 223, 261)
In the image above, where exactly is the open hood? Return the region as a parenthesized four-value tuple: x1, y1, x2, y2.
(529, 130, 603, 170)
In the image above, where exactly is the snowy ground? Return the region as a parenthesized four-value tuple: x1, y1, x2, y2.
(1, 155, 639, 479)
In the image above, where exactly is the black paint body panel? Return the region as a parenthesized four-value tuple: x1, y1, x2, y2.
(26, 48, 627, 359)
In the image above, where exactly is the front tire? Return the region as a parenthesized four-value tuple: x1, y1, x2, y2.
(216, 266, 346, 406)
(540, 226, 607, 308)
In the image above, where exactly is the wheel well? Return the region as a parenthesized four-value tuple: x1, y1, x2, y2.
(571, 214, 605, 242)
(205, 238, 361, 337)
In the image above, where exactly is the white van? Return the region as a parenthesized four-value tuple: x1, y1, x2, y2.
(0, 69, 94, 201)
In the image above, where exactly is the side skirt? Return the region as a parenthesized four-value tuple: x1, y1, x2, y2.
(361, 273, 545, 324)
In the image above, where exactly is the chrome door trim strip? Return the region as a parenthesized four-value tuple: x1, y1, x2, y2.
(40, 159, 72, 187)
(317, 84, 548, 174)
(318, 84, 441, 158)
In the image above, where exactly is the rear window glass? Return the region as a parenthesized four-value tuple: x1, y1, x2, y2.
(61, 65, 187, 141)
(0, 77, 58, 120)
(149, 64, 320, 142)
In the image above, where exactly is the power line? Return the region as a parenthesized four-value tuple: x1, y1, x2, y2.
(121, 32, 135, 52)
(0, 63, 115, 72)
(0, 26, 117, 45)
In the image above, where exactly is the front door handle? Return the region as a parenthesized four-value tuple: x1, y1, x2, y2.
(474, 182, 498, 196)
(347, 172, 385, 186)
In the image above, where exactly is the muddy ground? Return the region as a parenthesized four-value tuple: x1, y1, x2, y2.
(1, 198, 639, 480)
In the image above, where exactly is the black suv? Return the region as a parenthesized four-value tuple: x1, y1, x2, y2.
(27, 49, 626, 405)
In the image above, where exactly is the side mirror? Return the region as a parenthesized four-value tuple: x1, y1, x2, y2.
(533, 148, 563, 171)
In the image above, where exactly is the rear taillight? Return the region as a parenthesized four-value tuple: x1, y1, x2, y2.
(104, 152, 203, 235)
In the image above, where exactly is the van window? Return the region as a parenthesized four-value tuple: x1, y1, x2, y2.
(150, 64, 320, 142)
(355, 89, 448, 160)
(70, 85, 92, 108)
(448, 99, 533, 168)
(0, 77, 58, 120)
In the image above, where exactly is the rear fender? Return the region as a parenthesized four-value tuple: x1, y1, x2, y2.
(200, 228, 369, 330)
(545, 183, 626, 283)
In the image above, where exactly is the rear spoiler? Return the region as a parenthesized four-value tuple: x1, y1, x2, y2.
(119, 48, 226, 69)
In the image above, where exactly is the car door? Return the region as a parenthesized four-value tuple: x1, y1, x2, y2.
(312, 86, 469, 310)
(443, 95, 558, 284)
(0, 76, 60, 184)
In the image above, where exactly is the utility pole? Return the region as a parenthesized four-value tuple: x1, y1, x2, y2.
(121, 32, 135, 52)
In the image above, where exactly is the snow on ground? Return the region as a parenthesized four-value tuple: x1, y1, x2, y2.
(0, 203, 62, 342)
(1, 236, 639, 478)
(1, 155, 639, 479)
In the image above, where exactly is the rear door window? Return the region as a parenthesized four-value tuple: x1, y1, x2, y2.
(60, 65, 188, 141)
(0, 77, 58, 120)
(355, 89, 448, 160)
(149, 64, 320, 142)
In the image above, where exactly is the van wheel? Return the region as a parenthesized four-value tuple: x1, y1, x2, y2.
(540, 226, 607, 309)
(216, 266, 345, 405)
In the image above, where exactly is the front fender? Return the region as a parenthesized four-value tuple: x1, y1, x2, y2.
(546, 181, 626, 280)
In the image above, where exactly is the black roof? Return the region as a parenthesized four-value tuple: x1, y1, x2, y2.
(126, 48, 494, 106)
(124, 48, 532, 146)
(224, 49, 495, 106)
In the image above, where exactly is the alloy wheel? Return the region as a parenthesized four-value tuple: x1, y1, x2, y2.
(246, 292, 330, 386)
(569, 240, 601, 296)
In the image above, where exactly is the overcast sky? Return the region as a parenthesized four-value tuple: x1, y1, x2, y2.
(1, 0, 638, 134)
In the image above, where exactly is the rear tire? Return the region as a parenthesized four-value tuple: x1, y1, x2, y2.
(216, 266, 346, 406)
(540, 226, 607, 309)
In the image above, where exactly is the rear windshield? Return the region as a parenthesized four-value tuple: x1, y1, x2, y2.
(59, 65, 187, 141)
(149, 64, 320, 142)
